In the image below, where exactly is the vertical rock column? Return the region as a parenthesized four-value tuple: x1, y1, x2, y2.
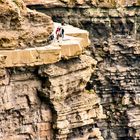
(38, 55, 106, 140)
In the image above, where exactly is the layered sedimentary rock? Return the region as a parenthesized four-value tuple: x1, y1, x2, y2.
(0, 0, 53, 49)
(25, 0, 140, 139)
(24, 0, 140, 7)
(91, 36, 140, 139)
(0, 0, 106, 139)
(38, 55, 105, 139)
(1, 0, 140, 139)
(0, 22, 90, 68)
(0, 54, 106, 140)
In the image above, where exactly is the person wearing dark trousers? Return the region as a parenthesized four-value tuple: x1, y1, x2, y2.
(60, 22, 65, 39)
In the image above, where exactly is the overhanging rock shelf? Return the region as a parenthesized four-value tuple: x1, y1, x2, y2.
(0, 23, 90, 68)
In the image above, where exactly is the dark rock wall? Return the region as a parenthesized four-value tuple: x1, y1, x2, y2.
(91, 36, 140, 139)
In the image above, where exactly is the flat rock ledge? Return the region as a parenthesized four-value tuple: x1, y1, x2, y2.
(0, 23, 90, 68)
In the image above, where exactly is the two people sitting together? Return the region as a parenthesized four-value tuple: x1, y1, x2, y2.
(48, 22, 65, 43)
(56, 22, 65, 41)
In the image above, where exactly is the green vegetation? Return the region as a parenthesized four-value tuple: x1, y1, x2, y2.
(85, 89, 95, 94)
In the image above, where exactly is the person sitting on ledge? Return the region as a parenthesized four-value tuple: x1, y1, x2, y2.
(56, 22, 65, 41)
(56, 26, 61, 41)
(60, 21, 65, 39)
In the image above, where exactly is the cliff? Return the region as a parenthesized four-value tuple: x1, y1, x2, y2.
(24, 0, 140, 139)
(0, 0, 140, 139)
(0, 54, 102, 140)
(24, 0, 140, 7)
(0, 0, 106, 140)
(0, 22, 90, 67)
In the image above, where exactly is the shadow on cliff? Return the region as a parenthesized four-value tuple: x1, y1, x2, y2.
(85, 70, 136, 140)
(36, 76, 58, 140)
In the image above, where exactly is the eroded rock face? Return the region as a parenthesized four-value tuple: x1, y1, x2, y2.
(24, 0, 140, 139)
(0, 0, 139, 140)
(0, 1, 99, 138)
(38, 55, 105, 139)
(0, 70, 54, 140)
(0, 0, 53, 49)
(0, 55, 105, 140)
(91, 37, 140, 139)
(25, 0, 140, 7)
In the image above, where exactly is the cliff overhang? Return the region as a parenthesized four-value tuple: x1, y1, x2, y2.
(0, 22, 90, 68)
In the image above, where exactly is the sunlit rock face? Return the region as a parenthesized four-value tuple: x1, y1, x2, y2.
(25, 0, 140, 139)
(0, 23, 90, 68)
(0, 55, 104, 140)
(0, 0, 139, 140)
(38, 55, 105, 140)
(0, 0, 53, 49)
(0, 1, 103, 140)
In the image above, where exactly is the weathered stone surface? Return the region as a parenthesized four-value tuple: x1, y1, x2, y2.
(0, 68, 9, 85)
(0, 74, 54, 140)
(1, 45, 61, 67)
(0, 55, 7, 67)
(0, 22, 90, 68)
(0, 0, 53, 49)
(0, 54, 105, 140)
(89, 37, 140, 139)
(27, 0, 140, 139)
(38, 55, 105, 139)
(25, 0, 140, 7)
(0, 0, 139, 140)
(0, 1, 95, 138)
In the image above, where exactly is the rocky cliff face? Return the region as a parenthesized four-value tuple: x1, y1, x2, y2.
(0, 55, 105, 140)
(25, 0, 140, 139)
(24, 0, 140, 7)
(0, 0, 53, 49)
(38, 55, 105, 140)
(0, 0, 106, 140)
(0, 0, 140, 139)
